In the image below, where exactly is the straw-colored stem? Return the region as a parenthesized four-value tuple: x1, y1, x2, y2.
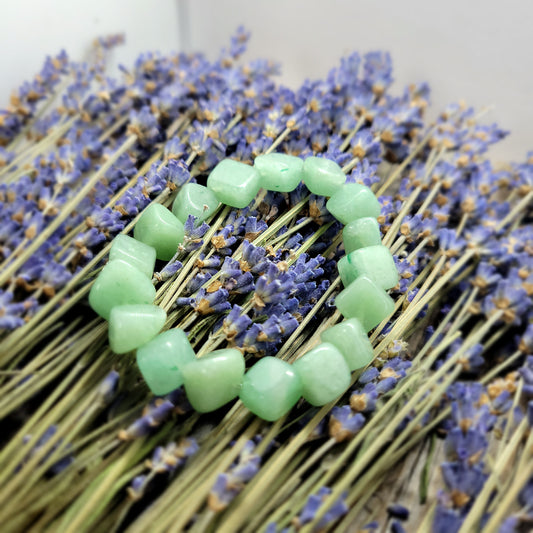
(0, 116, 78, 179)
(375, 126, 439, 196)
(339, 114, 367, 152)
(300, 312, 503, 531)
(0, 135, 137, 287)
(264, 127, 291, 155)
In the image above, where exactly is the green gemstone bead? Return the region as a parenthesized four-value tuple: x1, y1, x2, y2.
(326, 183, 381, 224)
(88, 260, 156, 320)
(293, 343, 351, 406)
(342, 217, 382, 254)
(171, 183, 220, 225)
(207, 159, 261, 209)
(337, 245, 398, 290)
(239, 357, 302, 421)
(108, 304, 166, 354)
(302, 157, 345, 197)
(254, 153, 303, 192)
(320, 318, 373, 371)
(335, 276, 395, 331)
(134, 203, 184, 261)
(109, 234, 156, 278)
(337, 255, 353, 286)
(136, 329, 196, 395)
(182, 348, 245, 412)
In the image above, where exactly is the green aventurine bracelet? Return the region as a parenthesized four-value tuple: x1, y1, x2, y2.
(88, 154, 399, 421)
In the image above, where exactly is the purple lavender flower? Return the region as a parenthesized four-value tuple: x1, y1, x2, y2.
(482, 279, 531, 325)
(240, 240, 272, 274)
(119, 400, 175, 440)
(441, 462, 487, 504)
(253, 263, 298, 309)
(182, 216, 210, 252)
(350, 383, 379, 413)
(387, 503, 410, 521)
(208, 439, 261, 512)
(96, 370, 120, 405)
(191, 287, 231, 315)
(0, 290, 37, 330)
(20, 425, 74, 476)
(329, 406, 365, 442)
(294, 486, 349, 531)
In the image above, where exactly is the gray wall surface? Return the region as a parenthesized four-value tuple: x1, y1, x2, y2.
(185, 0, 532, 162)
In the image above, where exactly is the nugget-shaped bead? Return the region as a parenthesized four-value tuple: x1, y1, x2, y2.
(321, 318, 374, 371)
(342, 217, 382, 254)
(302, 157, 345, 197)
(136, 329, 196, 395)
(207, 159, 261, 209)
(326, 183, 381, 224)
(172, 183, 219, 224)
(335, 276, 395, 331)
(134, 203, 184, 261)
(293, 343, 351, 406)
(109, 234, 156, 278)
(108, 304, 166, 354)
(240, 357, 302, 421)
(88, 260, 156, 320)
(337, 245, 398, 290)
(182, 348, 245, 412)
(254, 153, 303, 192)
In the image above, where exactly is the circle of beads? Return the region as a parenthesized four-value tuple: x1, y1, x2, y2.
(88, 154, 399, 421)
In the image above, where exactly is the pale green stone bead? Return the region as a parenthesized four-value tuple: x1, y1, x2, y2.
(342, 217, 382, 254)
(134, 203, 184, 261)
(109, 234, 156, 278)
(326, 183, 381, 224)
(171, 183, 220, 224)
(239, 357, 302, 421)
(335, 276, 395, 332)
(207, 159, 261, 209)
(136, 329, 196, 395)
(337, 245, 398, 290)
(254, 153, 303, 192)
(293, 343, 351, 406)
(337, 255, 353, 286)
(88, 260, 156, 320)
(108, 304, 166, 354)
(302, 157, 345, 197)
(321, 318, 373, 371)
(182, 348, 245, 412)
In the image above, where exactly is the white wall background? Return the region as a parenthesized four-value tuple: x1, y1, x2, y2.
(1, 0, 531, 162)
(0, 1, 181, 104)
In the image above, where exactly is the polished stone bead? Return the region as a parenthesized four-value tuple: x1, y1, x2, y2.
(293, 343, 351, 406)
(335, 276, 395, 331)
(134, 203, 184, 261)
(207, 159, 261, 209)
(342, 217, 382, 254)
(239, 357, 302, 421)
(182, 348, 245, 412)
(171, 183, 220, 224)
(109, 234, 156, 278)
(108, 304, 166, 354)
(88, 260, 156, 320)
(136, 329, 196, 395)
(254, 153, 303, 192)
(302, 157, 346, 197)
(337, 255, 353, 286)
(321, 318, 374, 371)
(326, 183, 381, 224)
(337, 245, 398, 290)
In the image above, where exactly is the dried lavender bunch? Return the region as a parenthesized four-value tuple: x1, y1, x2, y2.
(0, 27, 531, 533)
